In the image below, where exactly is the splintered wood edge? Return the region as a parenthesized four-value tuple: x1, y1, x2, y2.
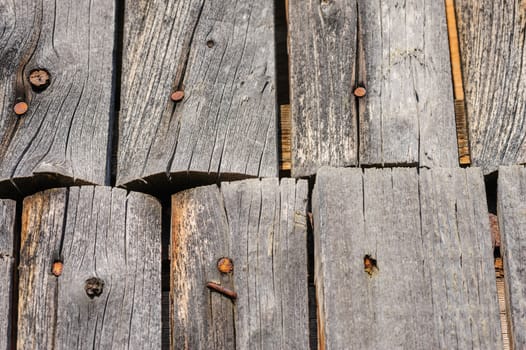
(280, 104, 292, 171)
(445, 0, 471, 165)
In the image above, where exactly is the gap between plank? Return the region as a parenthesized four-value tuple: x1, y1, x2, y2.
(276, 0, 291, 176)
(107, 0, 125, 187)
(485, 173, 512, 350)
(9, 200, 23, 350)
(444, 0, 471, 166)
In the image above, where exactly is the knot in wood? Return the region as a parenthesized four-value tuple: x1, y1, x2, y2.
(29, 69, 51, 91)
(85, 277, 105, 299)
(217, 257, 233, 273)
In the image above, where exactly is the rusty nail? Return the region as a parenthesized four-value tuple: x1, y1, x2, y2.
(51, 260, 63, 277)
(354, 86, 367, 98)
(13, 101, 28, 115)
(217, 257, 233, 273)
(363, 255, 378, 276)
(206, 40, 215, 48)
(85, 277, 104, 298)
(28, 69, 51, 91)
(171, 90, 185, 102)
(206, 281, 237, 300)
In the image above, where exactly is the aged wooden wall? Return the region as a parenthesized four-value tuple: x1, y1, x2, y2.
(0, 0, 525, 349)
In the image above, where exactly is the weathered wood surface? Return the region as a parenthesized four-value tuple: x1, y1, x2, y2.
(0, 200, 16, 350)
(288, 0, 458, 177)
(456, 1, 526, 174)
(0, 1, 114, 195)
(117, 0, 278, 188)
(171, 178, 309, 349)
(497, 165, 526, 348)
(18, 187, 161, 349)
(313, 167, 501, 349)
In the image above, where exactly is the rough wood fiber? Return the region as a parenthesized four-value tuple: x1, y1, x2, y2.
(0, 200, 16, 350)
(498, 165, 526, 348)
(171, 178, 308, 350)
(288, 0, 358, 177)
(118, 0, 278, 187)
(18, 187, 161, 349)
(0, 1, 114, 195)
(288, 0, 458, 177)
(313, 167, 501, 349)
(456, 1, 526, 173)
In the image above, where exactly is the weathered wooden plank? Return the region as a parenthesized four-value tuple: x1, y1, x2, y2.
(456, 1, 526, 173)
(313, 167, 501, 349)
(288, 0, 358, 177)
(0, 199, 16, 350)
(117, 0, 278, 188)
(497, 165, 526, 348)
(0, 0, 114, 195)
(288, 0, 458, 177)
(18, 187, 161, 349)
(171, 178, 308, 349)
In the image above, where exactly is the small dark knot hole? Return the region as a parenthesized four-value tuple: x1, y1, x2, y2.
(206, 40, 215, 48)
(28, 68, 51, 92)
(85, 277, 104, 299)
(363, 255, 378, 276)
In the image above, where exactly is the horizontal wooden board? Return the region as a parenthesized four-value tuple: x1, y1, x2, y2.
(313, 167, 501, 349)
(117, 0, 278, 188)
(0, 199, 16, 350)
(171, 178, 309, 349)
(17, 187, 161, 349)
(288, 0, 458, 177)
(0, 0, 114, 195)
(497, 165, 526, 348)
(455, 1, 526, 173)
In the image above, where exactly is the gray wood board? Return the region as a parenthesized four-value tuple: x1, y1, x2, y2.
(17, 187, 161, 349)
(117, 0, 278, 187)
(456, 1, 526, 173)
(0, 1, 114, 195)
(0, 199, 16, 350)
(171, 178, 309, 349)
(288, 0, 458, 177)
(497, 165, 526, 348)
(312, 167, 501, 349)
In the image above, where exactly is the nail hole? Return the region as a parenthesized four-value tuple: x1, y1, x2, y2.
(363, 255, 378, 276)
(28, 68, 51, 92)
(206, 40, 215, 48)
(85, 277, 104, 299)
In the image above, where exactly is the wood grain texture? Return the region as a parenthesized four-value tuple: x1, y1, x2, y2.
(313, 167, 501, 349)
(0, 199, 16, 350)
(359, 0, 458, 167)
(117, 0, 278, 188)
(18, 187, 161, 349)
(497, 165, 526, 348)
(171, 178, 308, 350)
(288, 0, 358, 177)
(455, 1, 526, 173)
(0, 0, 114, 195)
(288, 0, 458, 177)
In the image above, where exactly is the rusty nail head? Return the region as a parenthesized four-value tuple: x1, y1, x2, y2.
(171, 90, 185, 102)
(85, 277, 104, 298)
(29, 69, 51, 91)
(14, 101, 28, 115)
(52, 260, 63, 277)
(217, 257, 233, 273)
(354, 86, 367, 98)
